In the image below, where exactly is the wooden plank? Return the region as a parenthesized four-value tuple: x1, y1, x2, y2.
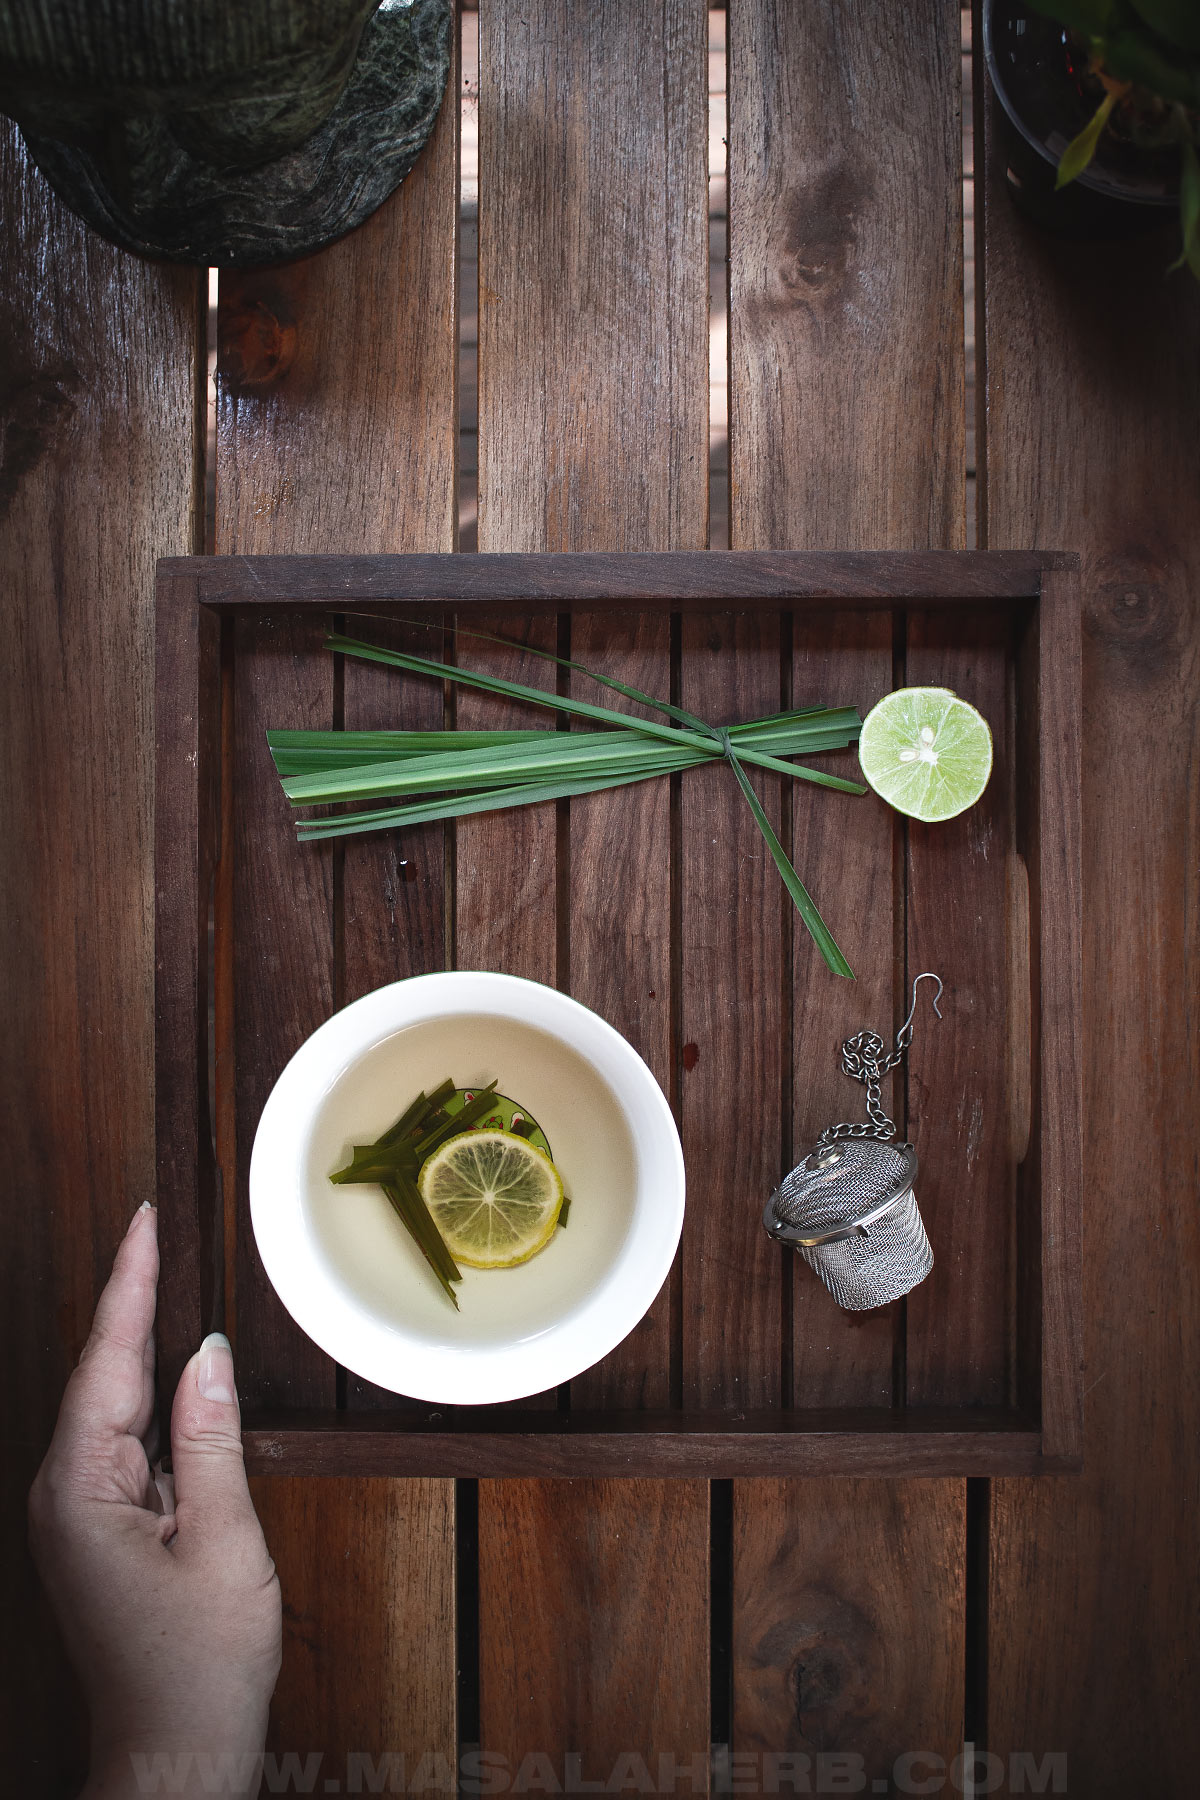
(155, 572, 222, 1404)
(215, 24, 460, 1772)
(250, 1477, 456, 1784)
(726, 0, 968, 1772)
(479, 1480, 710, 1785)
(679, 610, 784, 1410)
(178, 546, 1052, 609)
(733, 1481, 966, 1781)
(979, 56, 1200, 1786)
(341, 615, 451, 1411)
(454, 610, 560, 1412)
(567, 613, 675, 1409)
(904, 608, 1014, 1407)
(244, 1423, 1058, 1480)
(474, 0, 710, 1770)
(233, 611, 337, 1408)
(0, 126, 203, 1792)
(475, 7, 708, 557)
(1029, 568, 1082, 1462)
(790, 613, 897, 1408)
(454, 619, 559, 989)
(727, 5, 966, 557)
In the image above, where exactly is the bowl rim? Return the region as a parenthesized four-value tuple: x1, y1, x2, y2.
(248, 970, 686, 1404)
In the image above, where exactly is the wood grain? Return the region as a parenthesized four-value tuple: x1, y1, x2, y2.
(679, 610, 785, 1411)
(215, 26, 460, 1772)
(476, 0, 708, 557)
(176, 547, 1052, 609)
(904, 609, 1014, 1407)
(473, 0, 710, 1770)
(242, 1418, 1060, 1479)
(979, 56, 1200, 1788)
(567, 612, 675, 1410)
(453, 618, 559, 989)
(790, 612, 898, 1408)
(727, 0, 965, 556)
(1027, 568, 1082, 1461)
(726, 0, 969, 1772)
(454, 610, 561, 1412)
(155, 572, 222, 1404)
(479, 1481, 710, 1785)
(733, 1481, 965, 1781)
(250, 1478, 456, 1781)
(233, 612, 337, 1408)
(0, 126, 203, 1792)
(341, 615, 451, 1411)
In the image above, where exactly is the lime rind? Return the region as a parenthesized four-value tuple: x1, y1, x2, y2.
(858, 687, 993, 823)
(419, 1129, 564, 1269)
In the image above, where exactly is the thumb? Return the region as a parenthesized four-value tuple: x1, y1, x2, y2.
(169, 1332, 258, 1549)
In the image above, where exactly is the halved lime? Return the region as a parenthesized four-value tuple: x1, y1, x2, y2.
(418, 1129, 564, 1269)
(858, 687, 993, 822)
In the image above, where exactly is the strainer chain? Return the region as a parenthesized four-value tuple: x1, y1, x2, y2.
(817, 1029, 905, 1144)
(813, 976, 943, 1147)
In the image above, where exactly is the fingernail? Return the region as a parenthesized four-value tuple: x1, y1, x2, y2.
(127, 1200, 156, 1234)
(197, 1331, 237, 1404)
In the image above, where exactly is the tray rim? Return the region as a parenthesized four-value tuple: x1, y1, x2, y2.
(154, 548, 1083, 1476)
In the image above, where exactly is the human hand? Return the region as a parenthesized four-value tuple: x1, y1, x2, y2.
(28, 1203, 282, 1800)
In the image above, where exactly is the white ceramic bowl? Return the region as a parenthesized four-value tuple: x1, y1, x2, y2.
(249, 971, 685, 1404)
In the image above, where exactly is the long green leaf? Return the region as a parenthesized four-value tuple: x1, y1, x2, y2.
(295, 765, 686, 840)
(326, 635, 718, 751)
(281, 720, 865, 805)
(283, 735, 707, 805)
(730, 748, 866, 794)
(275, 631, 867, 977)
(339, 613, 716, 733)
(1169, 137, 1200, 279)
(724, 746, 855, 980)
(269, 727, 558, 775)
(1056, 89, 1118, 188)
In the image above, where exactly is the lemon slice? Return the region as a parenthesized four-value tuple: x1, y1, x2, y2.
(858, 687, 993, 822)
(418, 1130, 564, 1269)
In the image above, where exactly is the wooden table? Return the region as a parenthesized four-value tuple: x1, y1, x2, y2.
(3, 4, 1196, 1793)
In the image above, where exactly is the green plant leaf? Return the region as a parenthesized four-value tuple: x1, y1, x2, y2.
(338, 618, 715, 734)
(1056, 88, 1119, 186)
(282, 731, 708, 805)
(277, 632, 865, 976)
(1169, 137, 1200, 276)
(1027, 0, 1118, 33)
(723, 747, 855, 980)
(294, 765, 692, 840)
(1129, 0, 1200, 53)
(327, 634, 716, 751)
(1103, 27, 1200, 100)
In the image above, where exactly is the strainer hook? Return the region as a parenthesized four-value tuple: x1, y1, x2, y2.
(898, 972, 943, 1048)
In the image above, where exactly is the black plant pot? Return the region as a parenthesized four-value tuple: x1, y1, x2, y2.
(982, 0, 1178, 239)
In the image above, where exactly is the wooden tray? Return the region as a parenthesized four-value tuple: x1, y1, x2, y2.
(155, 550, 1082, 1476)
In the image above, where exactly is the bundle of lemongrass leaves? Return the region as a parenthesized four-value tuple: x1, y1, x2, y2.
(268, 631, 865, 977)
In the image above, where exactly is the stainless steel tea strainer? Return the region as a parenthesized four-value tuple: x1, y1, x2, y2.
(763, 974, 944, 1311)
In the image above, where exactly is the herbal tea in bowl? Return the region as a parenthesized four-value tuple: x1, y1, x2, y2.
(249, 971, 685, 1404)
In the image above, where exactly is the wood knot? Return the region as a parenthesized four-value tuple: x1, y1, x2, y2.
(217, 283, 299, 393)
(1087, 556, 1182, 675)
(761, 165, 876, 313)
(0, 363, 81, 520)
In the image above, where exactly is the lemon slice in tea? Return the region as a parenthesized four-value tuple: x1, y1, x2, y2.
(858, 687, 993, 822)
(418, 1130, 564, 1269)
